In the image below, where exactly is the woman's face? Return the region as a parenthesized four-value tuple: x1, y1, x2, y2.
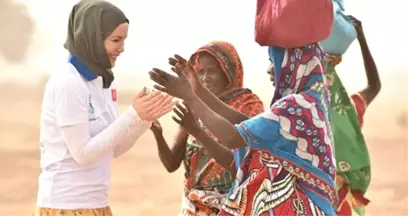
(267, 61, 275, 86)
(197, 54, 229, 95)
(104, 22, 128, 67)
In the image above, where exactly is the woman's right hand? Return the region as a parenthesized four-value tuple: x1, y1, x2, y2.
(150, 120, 163, 134)
(149, 54, 200, 101)
(172, 103, 203, 139)
(168, 54, 202, 92)
(133, 88, 177, 121)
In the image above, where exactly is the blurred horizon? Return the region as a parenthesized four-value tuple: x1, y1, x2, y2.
(0, 0, 407, 97)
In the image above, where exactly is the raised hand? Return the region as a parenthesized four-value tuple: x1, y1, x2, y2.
(168, 54, 202, 92)
(150, 120, 163, 134)
(132, 88, 177, 121)
(148, 64, 197, 101)
(347, 15, 364, 40)
(172, 102, 202, 138)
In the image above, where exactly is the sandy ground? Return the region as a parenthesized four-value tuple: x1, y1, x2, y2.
(0, 83, 407, 215)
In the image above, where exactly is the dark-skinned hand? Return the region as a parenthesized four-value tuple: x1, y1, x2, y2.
(150, 120, 163, 134)
(168, 54, 202, 92)
(347, 15, 364, 40)
(148, 55, 198, 101)
(172, 102, 202, 138)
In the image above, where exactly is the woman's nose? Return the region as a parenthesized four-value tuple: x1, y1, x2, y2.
(202, 72, 211, 82)
(118, 41, 125, 53)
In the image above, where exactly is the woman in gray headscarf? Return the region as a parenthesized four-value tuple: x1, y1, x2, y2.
(34, 1, 176, 215)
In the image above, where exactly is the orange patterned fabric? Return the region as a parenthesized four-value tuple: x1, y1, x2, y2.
(222, 89, 264, 118)
(327, 54, 342, 67)
(190, 41, 244, 89)
(191, 41, 264, 120)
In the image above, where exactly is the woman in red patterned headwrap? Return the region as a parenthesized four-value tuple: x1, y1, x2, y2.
(149, 41, 264, 216)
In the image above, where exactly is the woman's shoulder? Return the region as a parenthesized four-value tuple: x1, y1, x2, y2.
(244, 90, 262, 101)
(45, 62, 89, 96)
(234, 89, 263, 104)
(230, 90, 263, 114)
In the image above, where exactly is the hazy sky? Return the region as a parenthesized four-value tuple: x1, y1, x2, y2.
(1, 0, 407, 98)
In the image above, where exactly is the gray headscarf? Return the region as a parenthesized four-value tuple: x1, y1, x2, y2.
(64, 0, 128, 88)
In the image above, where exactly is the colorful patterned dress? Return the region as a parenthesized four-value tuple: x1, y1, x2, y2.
(220, 44, 337, 216)
(180, 41, 264, 216)
(327, 55, 370, 216)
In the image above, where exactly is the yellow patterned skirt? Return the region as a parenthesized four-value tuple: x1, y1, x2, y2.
(33, 206, 112, 216)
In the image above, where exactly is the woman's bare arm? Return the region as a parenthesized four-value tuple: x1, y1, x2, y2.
(194, 129, 236, 173)
(151, 127, 188, 172)
(357, 34, 381, 105)
(195, 85, 249, 124)
(185, 96, 246, 149)
(348, 15, 381, 105)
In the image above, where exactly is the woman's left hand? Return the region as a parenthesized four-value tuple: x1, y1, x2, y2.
(133, 88, 178, 121)
(347, 15, 364, 40)
(172, 103, 202, 138)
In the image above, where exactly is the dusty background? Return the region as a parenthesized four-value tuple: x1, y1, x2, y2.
(0, 80, 406, 216)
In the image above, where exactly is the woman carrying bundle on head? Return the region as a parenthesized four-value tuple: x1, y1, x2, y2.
(148, 0, 338, 213)
(149, 42, 338, 215)
(325, 16, 381, 216)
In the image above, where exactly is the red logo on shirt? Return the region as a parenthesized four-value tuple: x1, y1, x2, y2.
(111, 89, 117, 102)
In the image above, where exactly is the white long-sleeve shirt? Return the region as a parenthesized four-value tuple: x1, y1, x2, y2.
(37, 62, 151, 209)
